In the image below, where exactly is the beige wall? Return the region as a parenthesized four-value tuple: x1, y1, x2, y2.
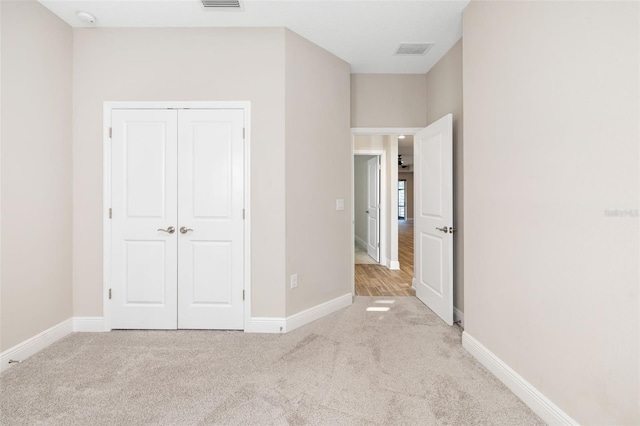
(0, 1, 73, 351)
(398, 172, 413, 220)
(425, 39, 464, 312)
(73, 28, 287, 318)
(351, 74, 427, 128)
(284, 29, 352, 315)
(463, 1, 639, 423)
(354, 135, 385, 152)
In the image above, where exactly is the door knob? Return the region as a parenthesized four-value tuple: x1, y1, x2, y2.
(158, 226, 175, 234)
(366, 210, 370, 214)
(179, 227, 193, 234)
(435, 226, 448, 233)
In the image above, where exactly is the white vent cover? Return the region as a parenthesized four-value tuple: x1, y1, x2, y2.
(394, 42, 435, 56)
(201, 0, 243, 9)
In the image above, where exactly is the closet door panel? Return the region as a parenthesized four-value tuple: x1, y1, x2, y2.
(110, 109, 178, 329)
(177, 109, 244, 329)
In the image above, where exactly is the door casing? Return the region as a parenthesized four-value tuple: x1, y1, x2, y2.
(103, 101, 251, 331)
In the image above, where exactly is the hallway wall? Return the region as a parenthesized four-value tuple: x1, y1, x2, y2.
(351, 74, 427, 128)
(284, 29, 352, 316)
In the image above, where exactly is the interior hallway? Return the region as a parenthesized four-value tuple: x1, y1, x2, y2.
(355, 220, 415, 296)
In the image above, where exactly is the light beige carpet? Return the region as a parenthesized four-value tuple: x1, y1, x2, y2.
(0, 297, 542, 425)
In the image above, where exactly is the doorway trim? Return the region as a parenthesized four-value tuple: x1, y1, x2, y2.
(102, 101, 251, 331)
(351, 128, 422, 295)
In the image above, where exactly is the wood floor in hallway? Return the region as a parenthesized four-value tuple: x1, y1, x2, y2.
(355, 220, 415, 296)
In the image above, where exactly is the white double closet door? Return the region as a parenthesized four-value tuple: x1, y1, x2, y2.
(110, 108, 245, 330)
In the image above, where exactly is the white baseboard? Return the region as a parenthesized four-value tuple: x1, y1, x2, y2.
(73, 317, 107, 332)
(246, 293, 353, 334)
(389, 260, 400, 270)
(285, 293, 352, 333)
(462, 332, 577, 425)
(245, 317, 286, 334)
(2, 297, 354, 369)
(0, 318, 73, 373)
(454, 307, 464, 327)
(354, 236, 367, 250)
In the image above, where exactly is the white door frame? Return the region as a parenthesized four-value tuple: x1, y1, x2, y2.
(351, 128, 422, 295)
(102, 101, 251, 331)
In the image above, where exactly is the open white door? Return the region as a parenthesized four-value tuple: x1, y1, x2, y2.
(366, 156, 380, 262)
(414, 114, 453, 325)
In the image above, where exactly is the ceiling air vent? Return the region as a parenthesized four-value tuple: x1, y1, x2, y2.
(201, 0, 244, 10)
(394, 42, 435, 56)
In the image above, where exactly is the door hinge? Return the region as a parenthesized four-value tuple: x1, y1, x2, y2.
(242, 209, 245, 220)
(108, 288, 112, 299)
(108, 208, 112, 219)
(377, 242, 380, 248)
(243, 128, 245, 139)
(242, 290, 245, 301)
(109, 128, 112, 139)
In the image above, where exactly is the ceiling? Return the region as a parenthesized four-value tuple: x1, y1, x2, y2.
(38, 0, 469, 73)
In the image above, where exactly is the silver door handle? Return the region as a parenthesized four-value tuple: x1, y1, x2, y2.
(179, 227, 193, 234)
(158, 226, 175, 234)
(435, 226, 448, 233)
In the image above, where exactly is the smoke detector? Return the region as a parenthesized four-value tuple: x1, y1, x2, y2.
(76, 11, 96, 24)
(394, 42, 435, 56)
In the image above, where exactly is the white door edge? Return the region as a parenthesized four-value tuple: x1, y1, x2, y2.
(102, 101, 251, 332)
